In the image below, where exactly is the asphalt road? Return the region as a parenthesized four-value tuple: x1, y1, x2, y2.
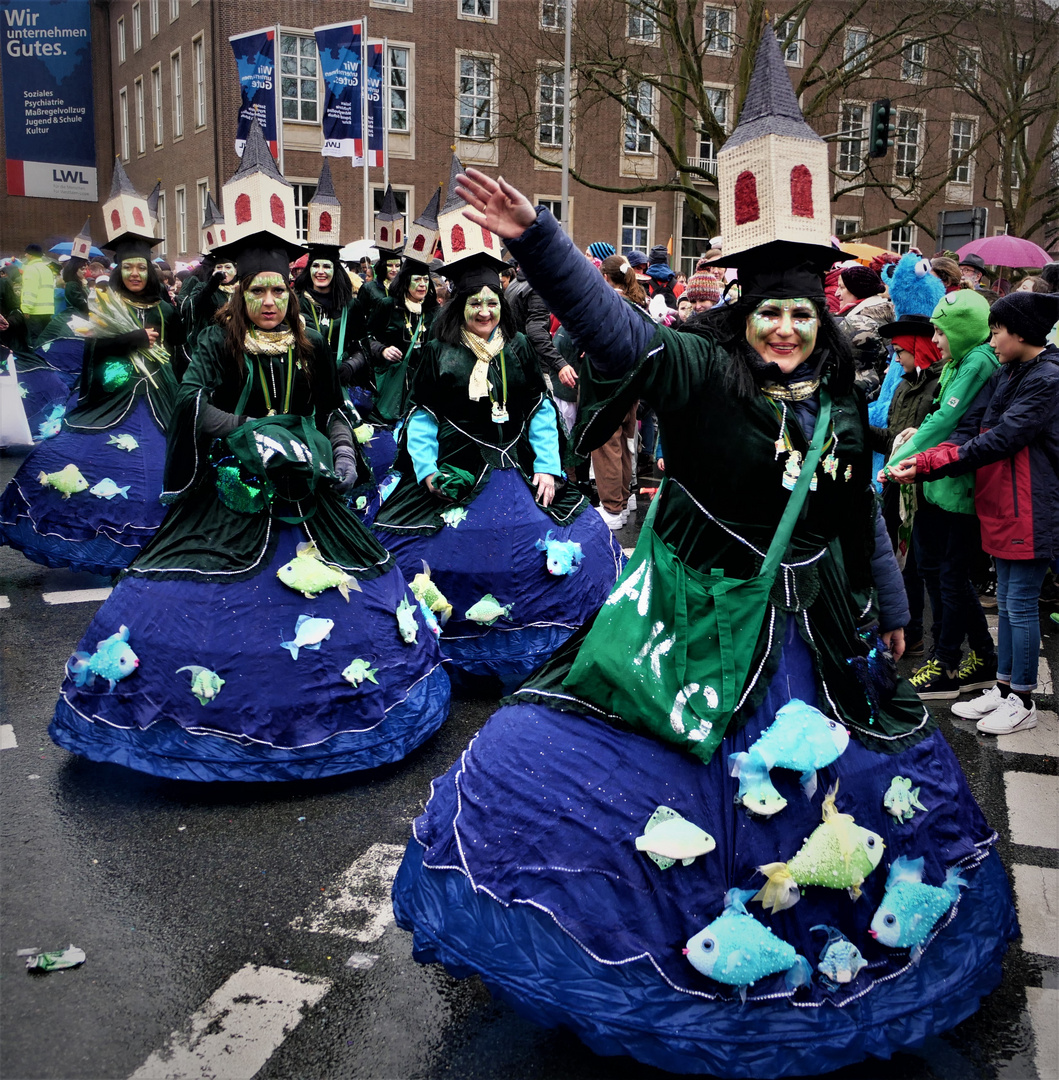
(2, 447, 1057, 1080)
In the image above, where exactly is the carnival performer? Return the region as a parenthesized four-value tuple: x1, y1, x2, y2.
(0, 165, 184, 575)
(391, 31, 1015, 1077)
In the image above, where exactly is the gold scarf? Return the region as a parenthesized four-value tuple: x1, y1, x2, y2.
(462, 327, 505, 401)
(245, 327, 295, 355)
(760, 377, 820, 402)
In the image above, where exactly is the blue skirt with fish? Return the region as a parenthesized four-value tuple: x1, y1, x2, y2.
(393, 621, 1017, 1077)
(49, 522, 451, 782)
(0, 395, 167, 575)
(373, 467, 625, 695)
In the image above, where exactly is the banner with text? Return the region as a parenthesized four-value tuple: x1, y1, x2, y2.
(361, 39, 384, 169)
(1, 0, 97, 201)
(314, 19, 362, 159)
(230, 26, 278, 159)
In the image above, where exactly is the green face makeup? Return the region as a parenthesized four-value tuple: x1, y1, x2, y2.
(245, 273, 289, 328)
(745, 297, 818, 369)
(464, 288, 501, 336)
(386, 259, 402, 280)
(121, 258, 149, 292)
(216, 261, 237, 283)
(311, 260, 334, 287)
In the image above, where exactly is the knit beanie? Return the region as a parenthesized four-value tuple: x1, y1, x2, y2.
(588, 241, 615, 261)
(839, 265, 884, 300)
(685, 270, 722, 305)
(988, 291, 1059, 346)
(626, 250, 649, 268)
(930, 289, 991, 360)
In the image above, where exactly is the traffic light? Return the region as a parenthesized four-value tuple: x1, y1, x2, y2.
(869, 99, 893, 158)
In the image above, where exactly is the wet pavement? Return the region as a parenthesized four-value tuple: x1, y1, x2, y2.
(2, 447, 1057, 1080)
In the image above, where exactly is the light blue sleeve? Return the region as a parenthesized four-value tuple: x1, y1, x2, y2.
(528, 400, 562, 475)
(406, 408, 440, 483)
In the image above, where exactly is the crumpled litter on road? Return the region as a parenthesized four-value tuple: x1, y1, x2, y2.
(25, 944, 86, 972)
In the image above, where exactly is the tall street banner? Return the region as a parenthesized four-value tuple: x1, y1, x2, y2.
(230, 27, 278, 158)
(314, 19, 362, 159)
(1, 0, 97, 201)
(361, 39, 384, 169)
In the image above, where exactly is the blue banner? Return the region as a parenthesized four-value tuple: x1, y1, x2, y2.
(1, 0, 97, 201)
(314, 19, 362, 159)
(364, 40, 384, 169)
(230, 26, 278, 159)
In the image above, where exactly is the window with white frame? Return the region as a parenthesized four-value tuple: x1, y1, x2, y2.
(175, 185, 187, 253)
(844, 28, 869, 73)
(774, 17, 802, 66)
(169, 0, 179, 21)
(624, 78, 653, 154)
(119, 87, 130, 161)
(894, 109, 920, 180)
(538, 67, 565, 148)
(536, 197, 566, 228)
(459, 0, 495, 22)
(834, 217, 859, 238)
(704, 7, 734, 54)
(698, 86, 730, 171)
(956, 47, 980, 91)
(387, 45, 410, 132)
(193, 35, 206, 128)
(152, 65, 163, 145)
(628, 0, 655, 41)
(540, 0, 569, 30)
(156, 190, 167, 253)
(901, 39, 926, 83)
(171, 50, 183, 138)
(197, 179, 209, 231)
(837, 103, 866, 173)
(458, 54, 494, 139)
(890, 224, 914, 253)
(132, 3, 141, 50)
(135, 77, 145, 154)
(117, 17, 126, 63)
(292, 183, 317, 242)
(281, 34, 319, 122)
(620, 204, 651, 252)
(149, 0, 159, 37)
(1015, 50, 1031, 92)
(950, 118, 974, 183)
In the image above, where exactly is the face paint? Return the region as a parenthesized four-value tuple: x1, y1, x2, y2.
(245, 272, 290, 330)
(463, 288, 502, 339)
(386, 259, 402, 281)
(121, 258, 149, 293)
(310, 259, 334, 288)
(216, 261, 237, 284)
(745, 297, 819, 372)
(409, 274, 430, 300)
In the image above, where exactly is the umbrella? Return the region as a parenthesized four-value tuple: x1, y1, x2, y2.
(338, 239, 379, 264)
(48, 241, 106, 259)
(839, 241, 888, 263)
(956, 235, 1052, 269)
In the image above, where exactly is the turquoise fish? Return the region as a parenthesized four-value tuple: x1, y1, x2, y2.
(38, 463, 89, 498)
(535, 531, 583, 576)
(67, 626, 139, 691)
(870, 856, 966, 961)
(89, 478, 130, 500)
(107, 433, 139, 452)
(37, 403, 65, 439)
(341, 658, 379, 687)
(811, 925, 868, 991)
(418, 599, 441, 638)
(281, 615, 334, 660)
(882, 776, 928, 823)
(276, 540, 359, 601)
(465, 594, 513, 626)
(395, 596, 419, 644)
(634, 805, 715, 870)
(177, 665, 225, 705)
(684, 888, 812, 1002)
(440, 506, 468, 528)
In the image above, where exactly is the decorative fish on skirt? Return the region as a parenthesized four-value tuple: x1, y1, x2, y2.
(67, 625, 139, 691)
(882, 776, 929, 823)
(634, 805, 715, 870)
(729, 699, 850, 816)
(439, 506, 468, 528)
(811, 924, 868, 991)
(341, 658, 379, 687)
(107, 433, 139, 452)
(418, 599, 441, 638)
(280, 615, 334, 660)
(465, 594, 513, 626)
(37, 403, 66, 439)
(276, 541, 359, 601)
(754, 782, 885, 912)
(38, 463, 89, 498)
(396, 596, 419, 644)
(870, 856, 966, 961)
(177, 665, 225, 705)
(410, 562, 453, 625)
(89, 478, 131, 500)
(684, 888, 812, 1002)
(535, 531, 583, 576)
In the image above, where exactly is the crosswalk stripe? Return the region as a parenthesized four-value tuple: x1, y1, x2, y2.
(1025, 987, 1059, 1079)
(127, 964, 331, 1080)
(0, 595, 9, 609)
(995, 710, 1058, 757)
(1004, 772, 1059, 850)
(42, 588, 113, 605)
(0, 725, 17, 750)
(1011, 865, 1059, 957)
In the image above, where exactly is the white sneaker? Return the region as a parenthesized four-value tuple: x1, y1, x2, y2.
(627, 493, 637, 513)
(976, 693, 1038, 735)
(952, 684, 1005, 720)
(596, 504, 625, 532)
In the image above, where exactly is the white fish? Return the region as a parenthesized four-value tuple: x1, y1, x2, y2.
(635, 806, 716, 869)
(89, 478, 131, 500)
(280, 615, 335, 660)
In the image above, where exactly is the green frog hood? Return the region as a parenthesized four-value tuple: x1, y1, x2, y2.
(930, 290, 991, 362)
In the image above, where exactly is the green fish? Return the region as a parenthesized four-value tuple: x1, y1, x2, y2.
(635, 806, 716, 870)
(755, 782, 885, 912)
(177, 665, 225, 706)
(396, 596, 419, 644)
(276, 541, 360, 601)
(353, 423, 375, 445)
(882, 776, 929, 823)
(341, 658, 379, 687)
(439, 506, 469, 528)
(38, 463, 89, 499)
(464, 593, 513, 626)
(410, 561, 453, 625)
(107, 433, 140, 452)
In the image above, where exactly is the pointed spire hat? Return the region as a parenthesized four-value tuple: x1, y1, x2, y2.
(437, 154, 505, 292)
(70, 218, 94, 262)
(373, 183, 405, 255)
(200, 191, 226, 253)
(101, 157, 158, 259)
(306, 159, 343, 260)
(404, 186, 442, 271)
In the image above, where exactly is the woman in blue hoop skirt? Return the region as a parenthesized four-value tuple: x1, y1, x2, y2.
(50, 241, 450, 782)
(373, 254, 624, 695)
(391, 174, 1017, 1076)
(0, 250, 183, 576)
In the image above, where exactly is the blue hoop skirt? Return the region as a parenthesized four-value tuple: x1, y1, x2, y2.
(393, 623, 1016, 1076)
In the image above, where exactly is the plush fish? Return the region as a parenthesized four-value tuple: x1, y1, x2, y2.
(439, 506, 468, 528)
(341, 658, 379, 687)
(870, 856, 967, 961)
(535, 530, 584, 576)
(353, 423, 375, 445)
(37, 404, 66, 439)
(634, 805, 716, 870)
(811, 925, 868, 991)
(729, 699, 850, 815)
(38, 463, 89, 499)
(418, 599, 442, 638)
(754, 783, 886, 912)
(378, 474, 400, 503)
(280, 615, 335, 660)
(465, 594, 513, 626)
(395, 596, 419, 644)
(883, 776, 929, 823)
(67, 626, 139, 691)
(107, 433, 139, 452)
(276, 540, 360, 601)
(89, 478, 131, 500)
(684, 888, 812, 1002)
(409, 562, 453, 625)
(176, 665, 225, 705)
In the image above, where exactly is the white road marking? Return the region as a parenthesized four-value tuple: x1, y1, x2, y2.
(1026, 987, 1059, 1080)
(127, 964, 331, 1080)
(0, 725, 17, 750)
(996, 710, 1059, 757)
(0, 595, 10, 609)
(42, 588, 113, 605)
(290, 842, 404, 942)
(1011, 865, 1058, 957)
(1005, 772, 1059, 850)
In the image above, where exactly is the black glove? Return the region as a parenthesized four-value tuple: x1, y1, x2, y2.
(332, 445, 358, 494)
